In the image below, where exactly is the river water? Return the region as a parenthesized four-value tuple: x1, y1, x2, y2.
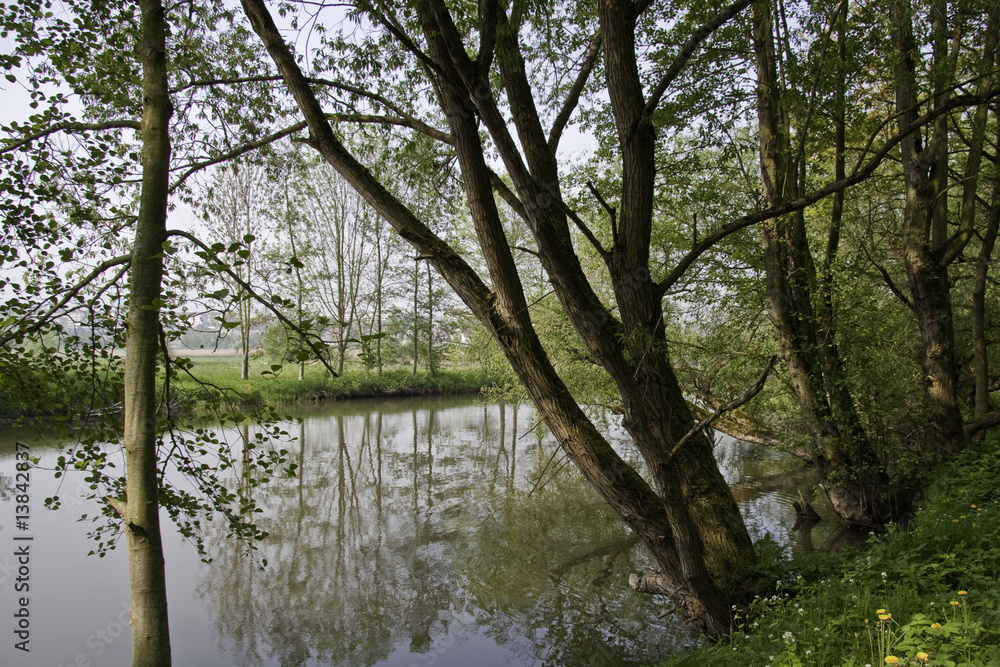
(0, 396, 841, 666)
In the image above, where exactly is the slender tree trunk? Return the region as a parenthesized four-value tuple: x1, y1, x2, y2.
(123, 0, 173, 663)
(426, 262, 436, 376)
(973, 189, 999, 419)
(375, 227, 384, 377)
(752, 0, 889, 525)
(412, 262, 419, 376)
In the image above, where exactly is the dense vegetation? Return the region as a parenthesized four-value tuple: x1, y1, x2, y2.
(661, 436, 1000, 667)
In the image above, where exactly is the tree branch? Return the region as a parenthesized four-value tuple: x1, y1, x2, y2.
(656, 85, 1000, 296)
(167, 228, 342, 377)
(669, 355, 776, 459)
(239, 0, 498, 330)
(965, 411, 1000, 438)
(859, 242, 914, 310)
(548, 30, 602, 151)
(587, 180, 618, 245)
(0, 254, 132, 347)
(643, 0, 754, 119)
(0, 120, 140, 156)
(169, 121, 307, 192)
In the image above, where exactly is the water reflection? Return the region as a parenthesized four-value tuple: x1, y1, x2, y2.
(196, 399, 691, 666)
(0, 397, 840, 667)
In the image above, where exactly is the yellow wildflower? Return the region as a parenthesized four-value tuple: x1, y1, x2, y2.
(878, 614, 891, 621)
(876, 608, 886, 614)
(916, 652, 929, 661)
(885, 657, 900, 665)
(971, 504, 977, 509)
(931, 623, 942, 629)
(958, 590, 967, 596)
(953, 519, 960, 523)
(961, 515, 967, 519)
(950, 600, 960, 606)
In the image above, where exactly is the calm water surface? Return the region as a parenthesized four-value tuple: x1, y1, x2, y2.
(0, 396, 838, 666)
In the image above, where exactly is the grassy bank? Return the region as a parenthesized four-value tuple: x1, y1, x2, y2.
(660, 437, 1000, 667)
(168, 357, 498, 411)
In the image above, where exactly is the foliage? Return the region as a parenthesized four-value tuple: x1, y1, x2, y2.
(658, 437, 1000, 666)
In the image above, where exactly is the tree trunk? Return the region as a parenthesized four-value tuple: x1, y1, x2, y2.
(123, 0, 173, 663)
(412, 262, 419, 376)
(752, 0, 890, 526)
(973, 171, 1000, 419)
(426, 262, 437, 376)
(891, 0, 968, 455)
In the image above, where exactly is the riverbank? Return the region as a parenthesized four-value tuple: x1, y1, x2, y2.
(170, 358, 501, 412)
(659, 435, 1000, 667)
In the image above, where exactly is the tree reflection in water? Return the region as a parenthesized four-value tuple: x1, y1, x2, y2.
(195, 397, 811, 666)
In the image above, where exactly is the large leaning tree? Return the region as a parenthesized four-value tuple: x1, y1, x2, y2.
(235, 0, 812, 632)
(236, 0, 1000, 632)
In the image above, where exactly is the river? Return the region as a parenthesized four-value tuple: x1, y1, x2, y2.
(0, 396, 844, 666)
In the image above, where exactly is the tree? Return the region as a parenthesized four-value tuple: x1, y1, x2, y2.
(238, 0, 777, 632)
(203, 159, 270, 379)
(117, 0, 173, 662)
(889, 0, 1000, 454)
(750, 0, 891, 526)
(1, 2, 312, 664)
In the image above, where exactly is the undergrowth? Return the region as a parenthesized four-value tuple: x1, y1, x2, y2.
(659, 436, 1000, 667)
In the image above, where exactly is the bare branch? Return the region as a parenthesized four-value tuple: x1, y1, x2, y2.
(669, 355, 777, 459)
(548, 30, 602, 151)
(169, 121, 307, 192)
(859, 242, 914, 310)
(105, 497, 128, 518)
(587, 180, 618, 244)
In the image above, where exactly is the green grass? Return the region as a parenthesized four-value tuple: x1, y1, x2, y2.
(166, 356, 498, 411)
(658, 437, 1000, 667)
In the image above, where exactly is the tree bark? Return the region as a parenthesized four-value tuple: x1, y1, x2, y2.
(124, 0, 173, 663)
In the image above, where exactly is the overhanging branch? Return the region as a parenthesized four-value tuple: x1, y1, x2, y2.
(0, 254, 132, 347)
(657, 85, 1000, 296)
(0, 120, 140, 156)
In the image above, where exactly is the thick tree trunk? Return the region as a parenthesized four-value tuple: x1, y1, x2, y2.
(123, 0, 173, 664)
